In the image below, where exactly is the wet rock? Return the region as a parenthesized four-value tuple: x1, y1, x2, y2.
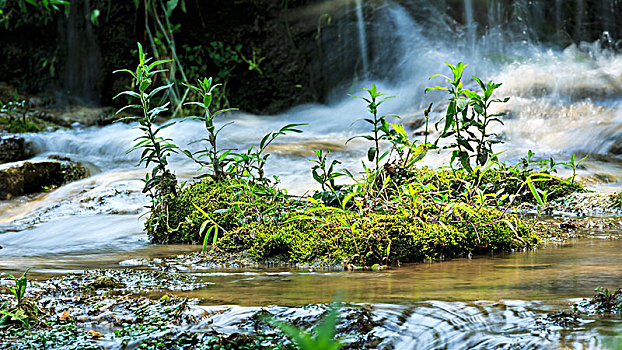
(0, 160, 88, 200)
(536, 311, 580, 328)
(559, 222, 578, 230)
(0, 136, 33, 164)
(44, 106, 118, 127)
(574, 287, 622, 314)
(87, 276, 123, 289)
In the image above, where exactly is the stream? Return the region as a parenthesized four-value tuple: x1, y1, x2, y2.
(1, 0, 622, 348)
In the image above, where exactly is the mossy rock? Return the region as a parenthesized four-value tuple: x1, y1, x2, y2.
(0, 160, 88, 199)
(216, 207, 537, 266)
(0, 136, 33, 164)
(146, 179, 282, 244)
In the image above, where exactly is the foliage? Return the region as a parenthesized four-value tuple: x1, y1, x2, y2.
(228, 123, 305, 185)
(114, 42, 179, 237)
(120, 58, 584, 264)
(348, 83, 396, 173)
(138, 0, 191, 116)
(262, 305, 342, 350)
(182, 77, 237, 181)
(0, 267, 38, 329)
(0, 0, 69, 29)
(181, 41, 242, 110)
(574, 287, 622, 314)
(3, 267, 32, 306)
(426, 62, 509, 171)
(0, 99, 42, 133)
(560, 153, 587, 184)
(147, 179, 295, 244)
(309, 149, 341, 192)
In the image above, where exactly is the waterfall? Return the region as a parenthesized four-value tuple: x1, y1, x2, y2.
(464, 0, 476, 49)
(574, 0, 585, 41)
(355, 0, 369, 77)
(59, 0, 101, 105)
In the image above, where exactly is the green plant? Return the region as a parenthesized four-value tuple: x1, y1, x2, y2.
(115, 42, 178, 196)
(229, 123, 306, 184)
(182, 77, 237, 181)
(115, 43, 179, 236)
(463, 76, 509, 166)
(426, 62, 509, 171)
(239, 47, 266, 75)
(3, 268, 32, 306)
(560, 153, 587, 184)
(0, 0, 69, 28)
(262, 305, 342, 350)
(191, 202, 225, 253)
(348, 83, 396, 173)
(182, 41, 243, 110)
(310, 149, 341, 192)
(139, 0, 191, 116)
(0, 268, 37, 329)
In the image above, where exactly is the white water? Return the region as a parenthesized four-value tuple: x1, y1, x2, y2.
(354, 0, 369, 76)
(1, 1, 622, 258)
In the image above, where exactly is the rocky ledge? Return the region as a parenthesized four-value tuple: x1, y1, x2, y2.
(0, 158, 89, 200)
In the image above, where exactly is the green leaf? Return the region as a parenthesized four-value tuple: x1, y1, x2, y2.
(367, 147, 376, 162)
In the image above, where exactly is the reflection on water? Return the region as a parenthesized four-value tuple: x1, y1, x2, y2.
(0, 244, 199, 277)
(176, 238, 622, 306)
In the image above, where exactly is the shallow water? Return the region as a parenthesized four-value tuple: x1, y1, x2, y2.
(176, 238, 622, 306)
(1, 1, 622, 348)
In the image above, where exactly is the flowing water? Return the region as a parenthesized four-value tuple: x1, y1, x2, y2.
(1, 0, 622, 348)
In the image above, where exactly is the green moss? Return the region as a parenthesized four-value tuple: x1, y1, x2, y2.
(0, 116, 42, 133)
(404, 166, 585, 205)
(216, 207, 537, 266)
(147, 179, 285, 244)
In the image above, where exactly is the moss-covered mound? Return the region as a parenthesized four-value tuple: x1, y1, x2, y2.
(215, 208, 537, 266)
(148, 176, 539, 266)
(400, 166, 584, 205)
(147, 179, 287, 244)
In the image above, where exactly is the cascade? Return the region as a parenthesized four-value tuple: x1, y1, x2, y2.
(355, 0, 369, 77)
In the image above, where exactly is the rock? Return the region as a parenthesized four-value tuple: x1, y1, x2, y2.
(0, 160, 88, 200)
(44, 106, 117, 127)
(0, 136, 33, 164)
(87, 276, 123, 289)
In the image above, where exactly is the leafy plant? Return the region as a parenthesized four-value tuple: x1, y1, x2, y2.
(115, 43, 179, 236)
(115, 42, 178, 196)
(191, 202, 225, 253)
(0, 0, 69, 28)
(560, 153, 587, 184)
(139, 0, 191, 116)
(310, 149, 341, 192)
(182, 41, 243, 110)
(3, 267, 32, 306)
(262, 305, 342, 350)
(182, 77, 237, 181)
(426, 62, 509, 171)
(229, 123, 306, 184)
(463, 76, 509, 166)
(348, 83, 397, 173)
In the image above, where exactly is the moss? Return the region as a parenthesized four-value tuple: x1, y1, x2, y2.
(147, 179, 283, 244)
(403, 166, 585, 205)
(0, 116, 42, 133)
(216, 207, 537, 267)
